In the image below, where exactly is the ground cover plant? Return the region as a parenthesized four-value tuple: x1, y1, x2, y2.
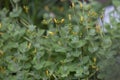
(0, 0, 120, 80)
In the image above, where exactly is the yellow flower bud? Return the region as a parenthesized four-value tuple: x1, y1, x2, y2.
(53, 18, 64, 24)
(92, 65, 97, 69)
(23, 6, 29, 13)
(53, 18, 57, 24)
(61, 19, 64, 23)
(92, 11, 97, 17)
(95, 24, 101, 33)
(46, 70, 49, 76)
(27, 43, 31, 49)
(48, 31, 54, 35)
(68, 14, 72, 20)
(80, 2, 83, 8)
(80, 16, 84, 22)
(71, 2, 75, 8)
(93, 57, 96, 63)
(0, 23, 2, 28)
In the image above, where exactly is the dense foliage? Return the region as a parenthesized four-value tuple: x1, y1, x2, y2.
(0, 0, 120, 80)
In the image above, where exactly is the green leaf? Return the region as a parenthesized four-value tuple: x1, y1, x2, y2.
(37, 29, 45, 36)
(33, 61, 45, 70)
(13, 0, 20, 3)
(83, 66, 89, 75)
(81, 56, 90, 65)
(63, 58, 74, 63)
(75, 67, 83, 77)
(10, 7, 22, 17)
(1, 33, 10, 40)
(18, 42, 28, 53)
(112, 0, 120, 7)
(70, 39, 86, 48)
(8, 63, 21, 72)
(58, 66, 69, 77)
(88, 29, 96, 36)
(44, 61, 54, 67)
(71, 51, 82, 57)
(55, 47, 67, 53)
(28, 25, 36, 31)
(88, 43, 99, 53)
(3, 42, 18, 51)
(101, 37, 112, 48)
(15, 52, 28, 61)
(78, 40, 86, 48)
(97, 73, 104, 79)
(54, 44, 67, 53)
(12, 28, 26, 40)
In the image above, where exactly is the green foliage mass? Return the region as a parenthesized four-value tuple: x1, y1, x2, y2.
(0, 0, 120, 80)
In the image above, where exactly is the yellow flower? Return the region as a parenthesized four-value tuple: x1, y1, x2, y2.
(53, 18, 58, 24)
(23, 6, 29, 13)
(46, 70, 49, 76)
(93, 12, 97, 16)
(48, 31, 55, 36)
(88, 11, 97, 17)
(93, 57, 96, 63)
(71, 2, 75, 8)
(0, 23, 2, 28)
(91, 11, 97, 17)
(27, 42, 31, 49)
(80, 2, 83, 8)
(61, 19, 64, 23)
(92, 65, 97, 69)
(80, 16, 84, 22)
(53, 18, 64, 24)
(68, 14, 72, 20)
(95, 24, 101, 33)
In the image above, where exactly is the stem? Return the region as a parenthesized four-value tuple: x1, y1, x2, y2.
(88, 70, 97, 79)
(10, 0, 15, 8)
